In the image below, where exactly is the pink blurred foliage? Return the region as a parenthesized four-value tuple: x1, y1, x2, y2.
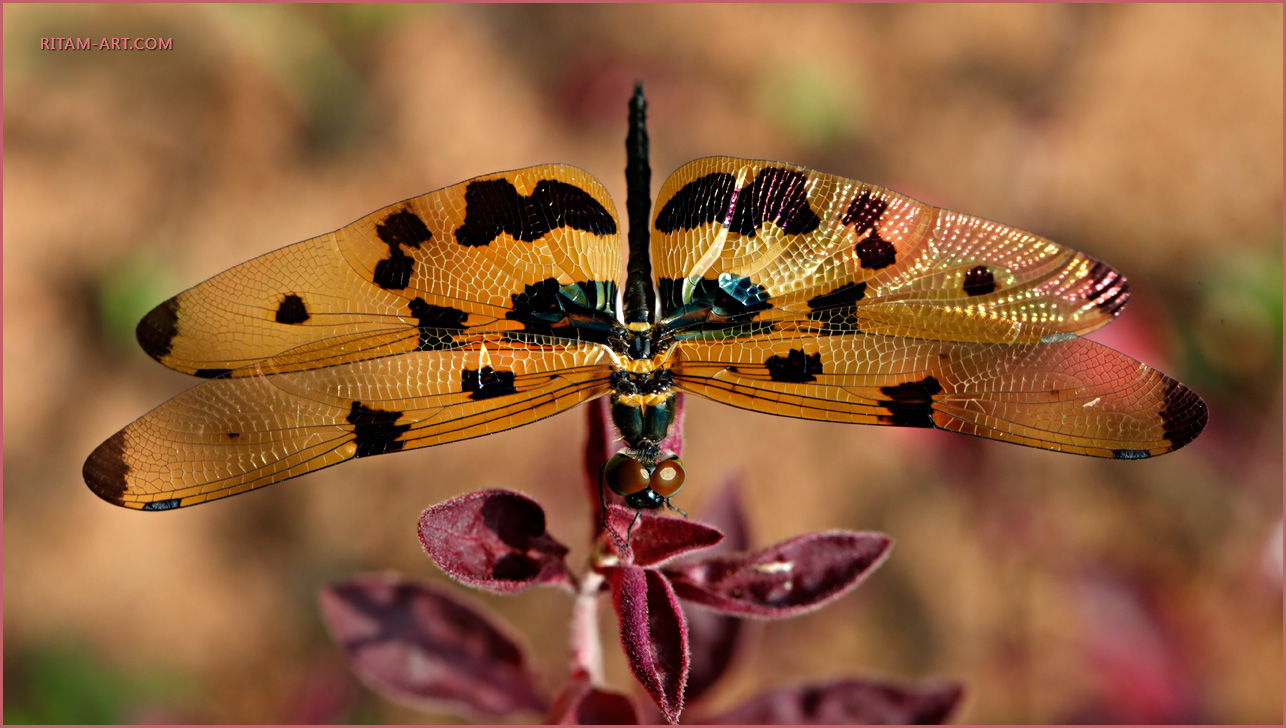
(319, 573, 547, 719)
(284, 660, 361, 725)
(1065, 572, 1202, 723)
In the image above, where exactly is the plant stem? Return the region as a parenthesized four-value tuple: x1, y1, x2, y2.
(569, 567, 606, 684)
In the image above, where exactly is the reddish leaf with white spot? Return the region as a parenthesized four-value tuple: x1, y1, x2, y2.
(319, 573, 546, 718)
(605, 565, 689, 724)
(663, 531, 891, 617)
(419, 489, 573, 594)
(546, 679, 640, 725)
(601, 505, 722, 566)
(700, 678, 964, 724)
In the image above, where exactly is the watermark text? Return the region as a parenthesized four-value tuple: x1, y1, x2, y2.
(41, 37, 173, 51)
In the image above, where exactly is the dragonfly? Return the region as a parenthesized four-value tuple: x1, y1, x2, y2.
(84, 84, 1208, 513)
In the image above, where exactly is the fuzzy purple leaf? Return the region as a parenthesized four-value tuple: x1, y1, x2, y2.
(694, 476, 751, 554)
(547, 680, 641, 725)
(664, 531, 891, 617)
(602, 505, 723, 567)
(701, 677, 964, 724)
(678, 602, 745, 708)
(606, 565, 689, 723)
(680, 477, 751, 705)
(583, 398, 619, 531)
(600, 504, 636, 558)
(419, 489, 573, 594)
(319, 573, 546, 718)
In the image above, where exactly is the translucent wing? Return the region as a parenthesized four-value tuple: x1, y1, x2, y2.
(86, 165, 625, 508)
(653, 157, 1126, 338)
(672, 326, 1205, 459)
(85, 334, 614, 509)
(138, 164, 622, 377)
(653, 157, 1205, 457)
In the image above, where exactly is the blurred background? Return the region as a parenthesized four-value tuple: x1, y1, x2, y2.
(4, 4, 1281, 723)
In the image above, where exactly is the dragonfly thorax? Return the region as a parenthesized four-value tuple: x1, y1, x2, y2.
(604, 366, 685, 512)
(609, 368, 676, 451)
(610, 320, 675, 362)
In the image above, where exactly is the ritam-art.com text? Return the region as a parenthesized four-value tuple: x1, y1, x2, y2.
(41, 37, 173, 51)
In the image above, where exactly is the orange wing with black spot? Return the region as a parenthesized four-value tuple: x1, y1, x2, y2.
(138, 164, 621, 376)
(654, 157, 1205, 458)
(85, 165, 623, 510)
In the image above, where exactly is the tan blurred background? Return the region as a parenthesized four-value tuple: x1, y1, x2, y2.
(4, 4, 1281, 723)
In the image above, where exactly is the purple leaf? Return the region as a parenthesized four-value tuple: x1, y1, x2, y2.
(582, 398, 619, 531)
(678, 602, 745, 708)
(285, 660, 359, 724)
(601, 504, 637, 559)
(605, 565, 689, 724)
(701, 677, 964, 724)
(419, 489, 573, 594)
(609, 507, 723, 567)
(319, 573, 546, 718)
(695, 475, 751, 554)
(681, 476, 752, 705)
(547, 680, 641, 725)
(664, 531, 891, 617)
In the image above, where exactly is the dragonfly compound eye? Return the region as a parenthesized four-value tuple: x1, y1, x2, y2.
(604, 452, 651, 497)
(648, 457, 685, 497)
